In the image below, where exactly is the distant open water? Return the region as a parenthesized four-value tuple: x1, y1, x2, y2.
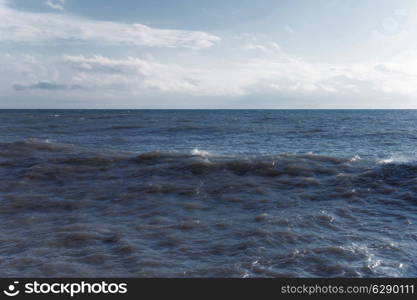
(1, 109, 417, 277)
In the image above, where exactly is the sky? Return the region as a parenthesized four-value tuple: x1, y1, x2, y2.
(1, 0, 417, 108)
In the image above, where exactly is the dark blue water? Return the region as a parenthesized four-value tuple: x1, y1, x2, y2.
(0, 109, 417, 277)
(1, 109, 416, 160)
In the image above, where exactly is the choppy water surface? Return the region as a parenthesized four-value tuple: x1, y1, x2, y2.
(1, 110, 417, 277)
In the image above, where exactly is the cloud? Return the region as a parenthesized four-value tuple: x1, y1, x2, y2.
(0, 0, 220, 49)
(5, 50, 417, 100)
(245, 42, 281, 54)
(45, 0, 65, 11)
(5, 47, 417, 104)
(3, 0, 417, 108)
(59, 54, 383, 97)
(13, 81, 83, 91)
(63, 55, 224, 94)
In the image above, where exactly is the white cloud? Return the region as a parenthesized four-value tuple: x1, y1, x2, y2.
(0, 0, 220, 49)
(62, 55, 245, 95)
(56, 52, 417, 98)
(5, 49, 417, 103)
(45, 0, 66, 11)
(245, 42, 281, 54)
(4, 49, 417, 109)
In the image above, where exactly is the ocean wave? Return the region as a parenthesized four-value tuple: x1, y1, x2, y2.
(1, 139, 416, 197)
(0, 138, 412, 171)
(0, 139, 416, 277)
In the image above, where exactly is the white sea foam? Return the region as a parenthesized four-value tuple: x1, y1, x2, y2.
(191, 148, 212, 157)
(350, 155, 361, 162)
(378, 155, 415, 165)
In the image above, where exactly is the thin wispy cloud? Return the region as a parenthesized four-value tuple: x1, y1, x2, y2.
(45, 0, 66, 11)
(0, 0, 220, 49)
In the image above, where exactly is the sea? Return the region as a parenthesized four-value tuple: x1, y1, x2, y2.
(0, 109, 417, 277)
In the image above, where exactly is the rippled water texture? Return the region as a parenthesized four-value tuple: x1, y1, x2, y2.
(0, 110, 417, 277)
